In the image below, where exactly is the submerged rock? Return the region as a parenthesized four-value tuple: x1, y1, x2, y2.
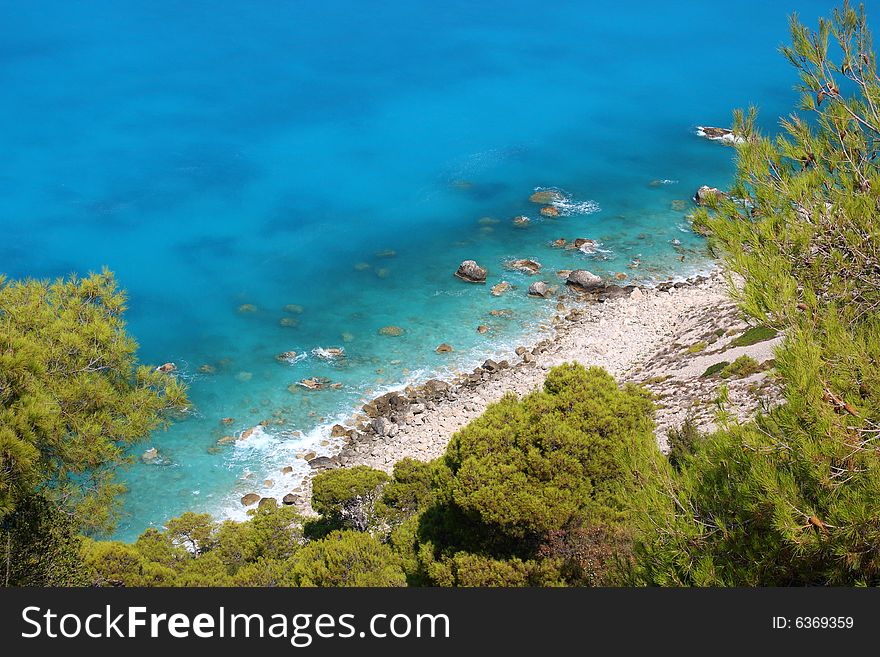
(435, 343, 454, 353)
(489, 308, 513, 317)
(491, 281, 511, 296)
(540, 206, 560, 217)
(142, 447, 159, 462)
(237, 304, 257, 313)
(276, 350, 298, 362)
(313, 346, 345, 360)
(283, 303, 304, 314)
(566, 270, 604, 291)
(507, 259, 542, 275)
(512, 215, 530, 227)
(574, 238, 598, 254)
(197, 363, 216, 374)
(552, 238, 567, 248)
(477, 324, 490, 334)
(298, 377, 331, 390)
(378, 325, 404, 337)
(454, 260, 487, 283)
(529, 189, 565, 204)
(157, 362, 176, 373)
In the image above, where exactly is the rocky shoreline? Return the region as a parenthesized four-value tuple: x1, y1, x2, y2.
(265, 267, 783, 516)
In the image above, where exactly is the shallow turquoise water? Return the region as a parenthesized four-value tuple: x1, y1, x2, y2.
(0, 0, 831, 539)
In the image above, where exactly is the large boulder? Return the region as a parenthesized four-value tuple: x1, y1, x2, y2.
(241, 492, 260, 506)
(282, 493, 300, 506)
(566, 270, 604, 291)
(308, 456, 337, 470)
(423, 379, 450, 400)
(528, 281, 551, 298)
(435, 343, 454, 353)
(454, 260, 487, 283)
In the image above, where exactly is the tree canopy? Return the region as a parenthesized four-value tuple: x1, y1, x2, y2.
(0, 269, 188, 534)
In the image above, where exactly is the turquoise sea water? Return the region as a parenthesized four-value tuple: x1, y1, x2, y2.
(1, 0, 831, 540)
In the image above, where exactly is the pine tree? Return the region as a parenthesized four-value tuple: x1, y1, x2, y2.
(636, 2, 880, 585)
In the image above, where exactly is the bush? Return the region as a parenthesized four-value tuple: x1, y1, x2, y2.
(311, 466, 389, 532)
(290, 531, 406, 587)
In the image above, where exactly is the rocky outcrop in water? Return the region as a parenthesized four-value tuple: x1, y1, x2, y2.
(694, 185, 726, 205)
(528, 281, 551, 298)
(507, 259, 541, 275)
(454, 260, 487, 283)
(696, 126, 742, 145)
(529, 189, 564, 204)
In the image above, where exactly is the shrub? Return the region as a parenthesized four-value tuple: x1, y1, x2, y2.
(311, 466, 389, 532)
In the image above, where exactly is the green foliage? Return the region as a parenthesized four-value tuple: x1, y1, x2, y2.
(0, 494, 86, 586)
(687, 341, 708, 354)
(311, 465, 389, 532)
(399, 363, 665, 586)
(635, 3, 880, 586)
(445, 364, 657, 538)
(83, 503, 303, 587)
(721, 355, 763, 378)
(289, 530, 406, 587)
(700, 361, 730, 378)
(0, 270, 188, 534)
(730, 326, 778, 348)
(665, 416, 703, 471)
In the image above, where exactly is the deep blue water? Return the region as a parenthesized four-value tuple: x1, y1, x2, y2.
(0, 0, 833, 539)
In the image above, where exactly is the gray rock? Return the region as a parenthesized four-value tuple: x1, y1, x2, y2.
(528, 281, 550, 298)
(371, 416, 395, 437)
(308, 456, 337, 469)
(454, 260, 487, 283)
(566, 269, 603, 291)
